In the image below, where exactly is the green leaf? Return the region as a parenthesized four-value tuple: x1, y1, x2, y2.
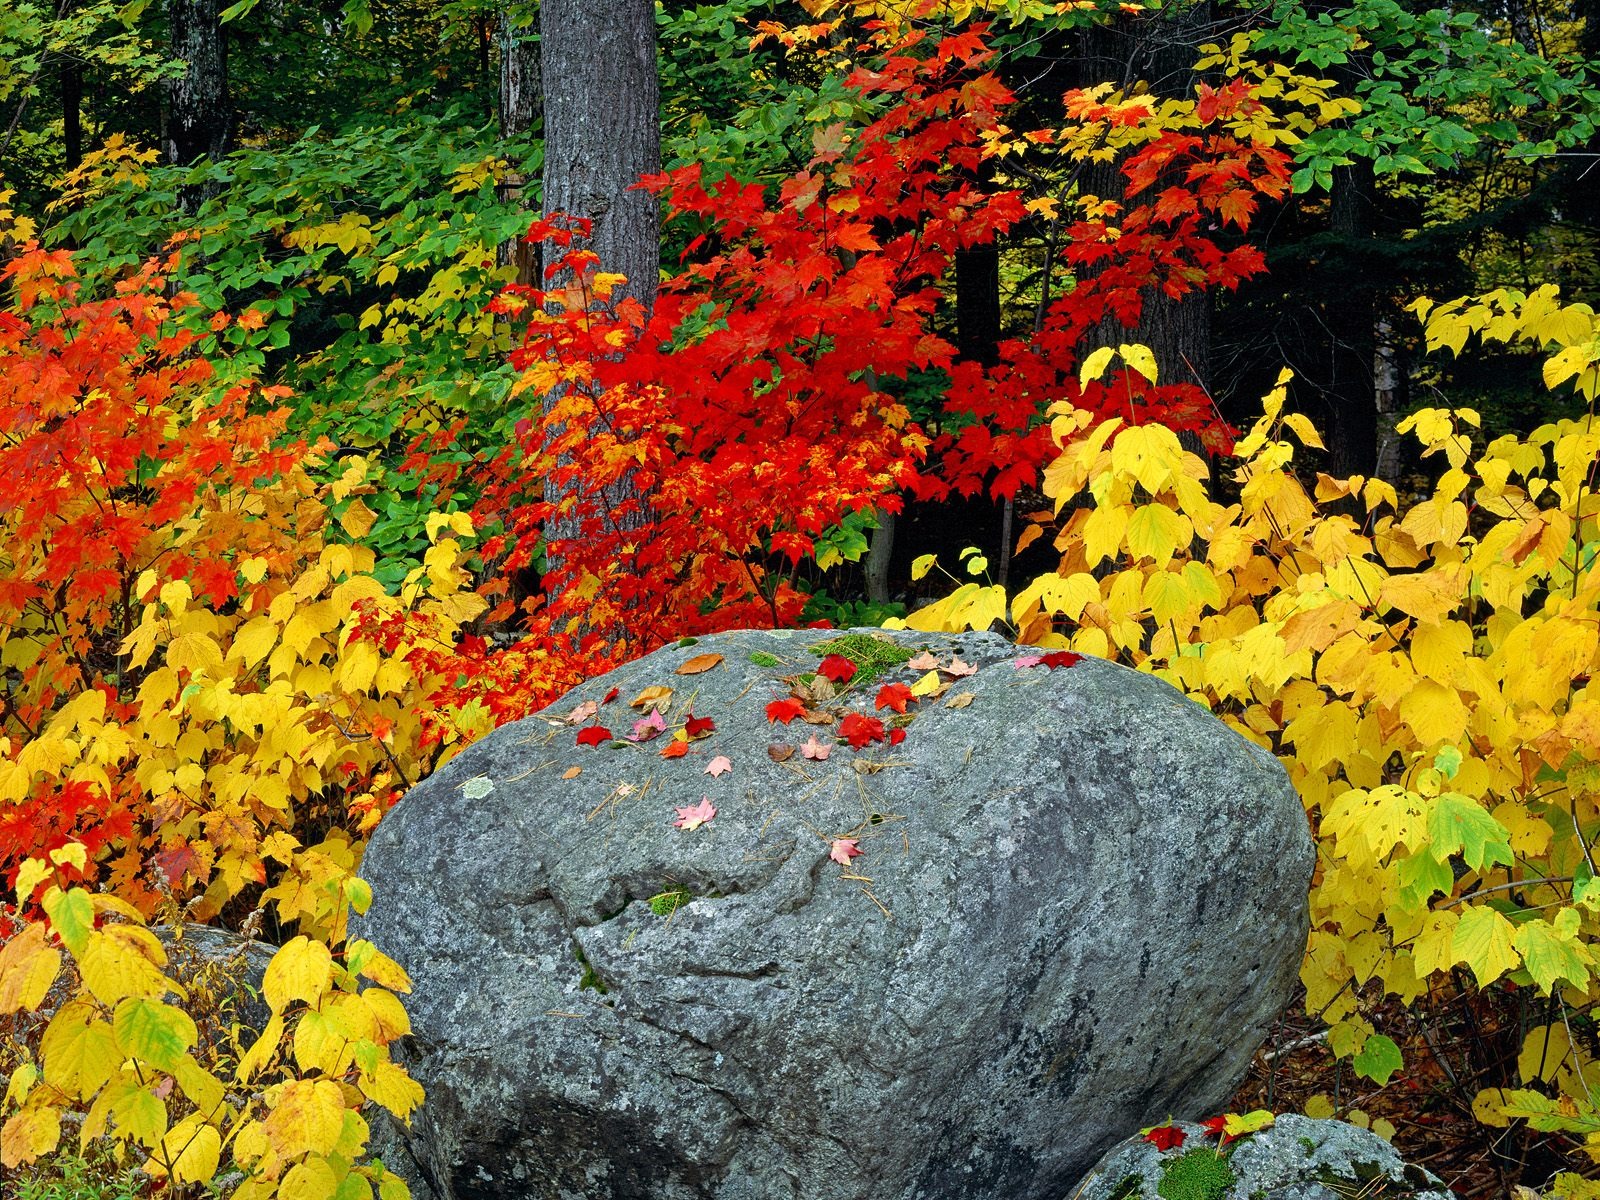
(113, 998, 197, 1073)
(1512, 909, 1592, 994)
(42, 887, 95, 957)
(1426, 793, 1512, 870)
(1432, 746, 1462, 780)
(1352, 1033, 1403, 1085)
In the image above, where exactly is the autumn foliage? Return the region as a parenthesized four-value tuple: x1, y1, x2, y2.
(4, 5, 1598, 1196)
(901, 291, 1600, 1166)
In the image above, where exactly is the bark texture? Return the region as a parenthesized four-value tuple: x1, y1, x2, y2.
(163, 0, 232, 167)
(1075, 2, 1216, 396)
(540, 0, 660, 309)
(538, 0, 661, 564)
(498, 5, 542, 286)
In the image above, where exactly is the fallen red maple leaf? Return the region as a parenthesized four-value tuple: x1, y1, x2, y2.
(829, 837, 863, 865)
(1041, 651, 1083, 668)
(875, 682, 915, 713)
(838, 712, 885, 749)
(766, 697, 806, 724)
(888, 727, 906, 746)
(684, 714, 716, 738)
(817, 654, 857, 684)
(1198, 1116, 1228, 1140)
(674, 798, 716, 829)
(601, 687, 620, 704)
(660, 739, 689, 759)
(1141, 1124, 1186, 1151)
(576, 726, 613, 748)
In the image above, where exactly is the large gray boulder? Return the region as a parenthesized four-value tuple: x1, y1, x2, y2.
(355, 628, 1313, 1200)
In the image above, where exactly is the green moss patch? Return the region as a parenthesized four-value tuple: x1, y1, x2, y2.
(1156, 1149, 1235, 1200)
(807, 633, 914, 682)
(649, 887, 692, 917)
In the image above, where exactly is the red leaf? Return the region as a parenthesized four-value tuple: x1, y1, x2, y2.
(829, 838, 863, 865)
(660, 739, 689, 759)
(888, 727, 906, 746)
(1041, 651, 1083, 669)
(1199, 1116, 1228, 1139)
(684, 714, 716, 738)
(875, 682, 914, 713)
(576, 726, 613, 747)
(766, 698, 807, 724)
(601, 687, 620, 704)
(1142, 1125, 1186, 1151)
(817, 655, 857, 684)
(838, 712, 885, 749)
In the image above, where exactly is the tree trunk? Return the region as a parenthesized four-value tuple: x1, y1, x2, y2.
(538, 0, 660, 560)
(1077, 1, 1216, 396)
(162, 0, 231, 168)
(1323, 160, 1378, 477)
(540, 0, 660, 310)
(62, 59, 83, 170)
(498, 4, 541, 286)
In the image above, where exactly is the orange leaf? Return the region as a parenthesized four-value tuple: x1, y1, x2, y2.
(675, 653, 725, 675)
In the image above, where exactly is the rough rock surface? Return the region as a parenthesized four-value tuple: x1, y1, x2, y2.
(355, 628, 1314, 1200)
(1067, 1114, 1452, 1200)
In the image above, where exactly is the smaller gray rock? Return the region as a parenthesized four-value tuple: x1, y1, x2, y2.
(1068, 1114, 1451, 1200)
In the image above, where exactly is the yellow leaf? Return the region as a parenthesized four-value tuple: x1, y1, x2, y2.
(78, 927, 173, 1006)
(1124, 504, 1190, 567)
(146, 1113, 220, 1184)
(295, 1009, 356, 1075)
(47, 842, 87, 872)
(1281, 412, 1326, 449)
(167, 632, 226, 681)
(1117, 342, 1158, 384)
(280, 1156, 342, 1200)
(361, 988, 412, 1040)
(1024, 196, 1059, 219)
(263, 936, 335, 1013)
(0, 923, 61, 1013)
(1452, 905, 1521, 986)
(1109, 423, 1182, 495)
(1078, 345, 1116, 390)
(230, 617, 279, 671)
(1518, 1024, 1573, 1084)
(40, 1001, 118, 1099)
(13, 860, 50, 907)
(908, 670, 944, 698)
(1, 1105, 61, 1167)
(347, 941, 411, 992)
(358, 1059, 425, 1120)
(237, 1012, 285, 1083)
(628, 685, 673, 710)
(265, 1079, 350, 1157)
(340, 498, 378, 539)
